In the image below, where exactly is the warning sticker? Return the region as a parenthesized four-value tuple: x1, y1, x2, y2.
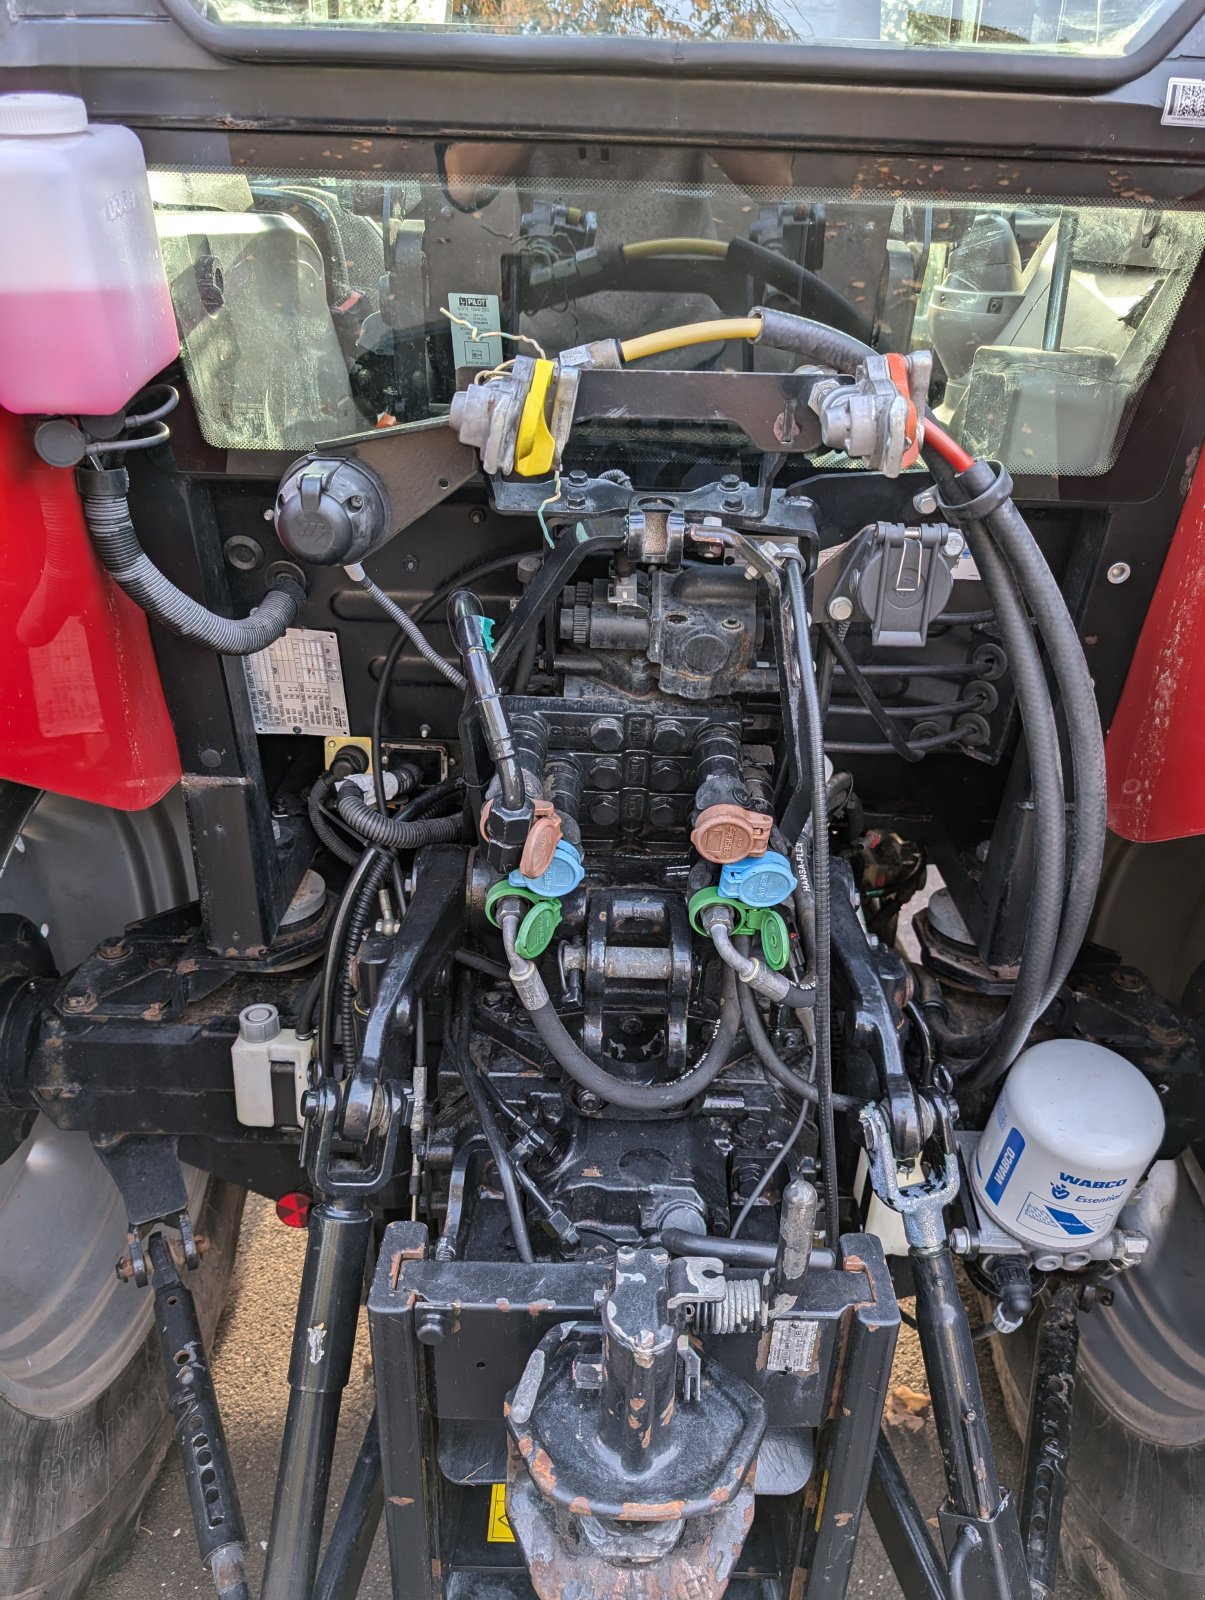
(242, 628, 351, 737)
(487, 1482, 515, 1543)
(447, 292, 504, 371)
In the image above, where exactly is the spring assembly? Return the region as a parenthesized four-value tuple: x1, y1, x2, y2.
(695, 1275, 766, 1334)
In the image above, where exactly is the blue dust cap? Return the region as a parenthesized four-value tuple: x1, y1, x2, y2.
(509, 839, 585, 899)
(717, 850, 795, 909)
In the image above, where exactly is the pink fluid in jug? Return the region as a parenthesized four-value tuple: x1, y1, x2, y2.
(0, 276, 179, 417)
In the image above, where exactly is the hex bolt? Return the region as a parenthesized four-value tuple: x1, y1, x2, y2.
(1107, 562, 1131, 584)
(913, 486, 939, 516)
(944, 529, 966, 559)
(827, 595, 855, 623)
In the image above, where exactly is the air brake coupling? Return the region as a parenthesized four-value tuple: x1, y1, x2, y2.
(810, 351, 932, 478)
(448, 354, 580, 479)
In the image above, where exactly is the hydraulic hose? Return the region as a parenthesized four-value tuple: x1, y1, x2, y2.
(448, 590, 526, 814)
(708, 920, 814, 1010)
(451, 983, 534, 1263)
(339, 852, 393, 1072)
(818, 623, 925, 763)
(782, 555, 840, 1253)
(736, 977, 859, 1113)
(503, 917, 740, 1112)
(336, 785, 463, 851)
(80, 467, 303, 656)
(660, 1227, 836, 1272)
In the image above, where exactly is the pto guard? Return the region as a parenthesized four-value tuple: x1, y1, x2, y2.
(0, 406, 180, 809)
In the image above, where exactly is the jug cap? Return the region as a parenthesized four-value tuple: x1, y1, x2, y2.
(0, 93, 88, 137)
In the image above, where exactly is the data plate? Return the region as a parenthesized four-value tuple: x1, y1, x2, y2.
(242, 627, 351, 737)
(766, 1318, 821, 1375)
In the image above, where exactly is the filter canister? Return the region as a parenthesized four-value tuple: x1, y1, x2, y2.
(971, 1039, 1164, 1250)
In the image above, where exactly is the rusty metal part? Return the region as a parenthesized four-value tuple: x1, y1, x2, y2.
(507, 1456, 757, 1600)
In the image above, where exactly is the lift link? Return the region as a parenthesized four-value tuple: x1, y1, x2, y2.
(860, 1101, 1031, 1599)
(148, 1232, 251, 1600)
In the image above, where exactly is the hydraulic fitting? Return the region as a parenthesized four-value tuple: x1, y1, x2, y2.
(689, 725, 772, 865)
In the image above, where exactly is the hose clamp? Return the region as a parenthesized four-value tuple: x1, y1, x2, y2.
(935, 460, 1014, 526)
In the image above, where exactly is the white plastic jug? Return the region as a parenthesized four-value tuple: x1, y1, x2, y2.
(0, 93, 179, 417)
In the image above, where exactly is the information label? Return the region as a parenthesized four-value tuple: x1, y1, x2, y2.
(242, 628, 351, 737)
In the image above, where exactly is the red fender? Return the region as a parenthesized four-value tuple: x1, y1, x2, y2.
(1107, 448, 1205, 843)
(0, 406, 180, 810)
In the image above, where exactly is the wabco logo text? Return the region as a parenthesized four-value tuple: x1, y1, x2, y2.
(1058, 1172, 1126, 1190)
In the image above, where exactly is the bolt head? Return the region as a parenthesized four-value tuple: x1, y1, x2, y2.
(827, 595, 855, 623)
(913, 487, 939, 516)
(1107, 562, 1131, 585)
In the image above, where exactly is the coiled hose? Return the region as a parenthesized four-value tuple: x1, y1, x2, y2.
(503, 915, 741, 1112)
(336, 785, 464, 850)
(308, 773, 361, 867)
(79, 467, 304, 656)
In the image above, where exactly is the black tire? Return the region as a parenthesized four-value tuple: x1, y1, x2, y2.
(992, 1153, 1205, 1599)
(0, 1177, 245, 1600)
(0, 785, 246, 1600)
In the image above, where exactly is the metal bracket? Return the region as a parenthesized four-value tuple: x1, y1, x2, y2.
(859, 1101, 958, 1253)
(93, 1132, 198, 1286)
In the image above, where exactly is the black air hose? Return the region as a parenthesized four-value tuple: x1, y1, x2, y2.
(730, 247, 873, 344)
(79, 467, 304, 656)
(925, 453, 1068, 1083)
(940, 457, 1106, 1015)
(752, 306, 874, 372)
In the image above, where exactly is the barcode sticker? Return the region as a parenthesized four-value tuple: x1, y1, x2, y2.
(242, 628, 351, 737)
(1162, 78, 1205, 126)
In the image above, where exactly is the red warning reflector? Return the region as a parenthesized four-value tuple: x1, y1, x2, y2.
(276, 1191, 312, 1228)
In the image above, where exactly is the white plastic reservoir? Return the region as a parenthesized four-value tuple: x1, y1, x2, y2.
(972, 1038, 1164, 1250)
(0, 93, 179, 417)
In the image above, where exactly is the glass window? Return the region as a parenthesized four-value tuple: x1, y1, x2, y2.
(149, 155, 1205, 474)
(187, 0, 1181, 57)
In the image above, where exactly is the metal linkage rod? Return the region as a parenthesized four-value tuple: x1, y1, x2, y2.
(1019, 1283, 1080, 1598)
(261, 1197, 374, 1600)
(148, 1233, 250, 1600)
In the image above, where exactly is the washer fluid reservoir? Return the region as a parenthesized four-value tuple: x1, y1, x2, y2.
(971, 1038, 1164, 1251)
(0, 93, 179, 417)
